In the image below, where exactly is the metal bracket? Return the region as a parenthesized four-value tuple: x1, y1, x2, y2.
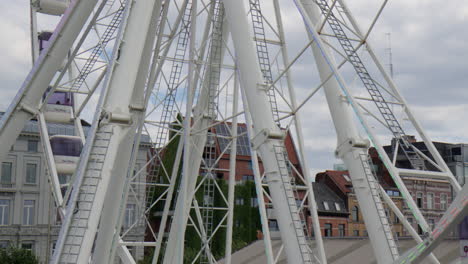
(251, 128, 285, 150)
(19, 103, 38, 116)
(107, 112, 132, 124)
(335, 138, 370, 158)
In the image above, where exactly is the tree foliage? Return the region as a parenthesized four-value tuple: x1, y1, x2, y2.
(0, 247, 38, 264)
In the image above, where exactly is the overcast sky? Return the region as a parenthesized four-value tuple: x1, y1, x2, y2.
(1, 0, 467, 178)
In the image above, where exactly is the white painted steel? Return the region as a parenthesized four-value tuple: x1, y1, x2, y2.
(36, 0, 70, 16)
(297, 0, 398, 262)
(0, 0, 99, 164)
(164, 1, 199, 262)
(336, 0, 461, 192)
(224, 69, 239, 264)
(163, 3, 233, 262)
(52, 0, 160, 262)
(93, 0, 163, 263)
(272, 0, 326, 261)
(222, 0, 313, 262)
(241, 88, 275, 264)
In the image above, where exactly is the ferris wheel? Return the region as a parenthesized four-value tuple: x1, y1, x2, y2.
(0, 0, 466, 263)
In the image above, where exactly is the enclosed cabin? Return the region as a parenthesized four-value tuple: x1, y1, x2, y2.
(43, 89, 74, 123)
(35, 0, 71, 16)
(50, 135, 82, 176)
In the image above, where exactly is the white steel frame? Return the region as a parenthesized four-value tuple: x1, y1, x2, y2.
(0, 0, 466, 264)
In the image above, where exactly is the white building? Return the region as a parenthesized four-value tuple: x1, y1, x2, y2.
(0, 113, 149, 263)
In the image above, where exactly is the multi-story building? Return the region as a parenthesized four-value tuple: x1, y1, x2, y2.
(311, 182, 349, 237)
(315, 170, 404, 238)
(0, 113, 149, 263)
(373, 140, 455, 235)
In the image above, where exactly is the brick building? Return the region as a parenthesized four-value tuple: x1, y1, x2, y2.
(311, 182, 349, 237)
(315, 170, 404, 237)
(372, 142, 454, 235)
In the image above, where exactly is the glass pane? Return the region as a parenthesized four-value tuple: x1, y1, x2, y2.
(26, 164, 37, 183)
(27, 140, 38, 152)
(47, 92, 73, 106)
(50, 137, 83, 156)
(1, 163, 12, 183)
(23, 200, 35, 225)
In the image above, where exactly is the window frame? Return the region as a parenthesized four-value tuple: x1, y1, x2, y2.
(27, 140, 39, 152)
(338, 224, 345, 237)
(440, 193, 447, 210)
(1, 162, 13, 184)
(22, 200, 36, 226)
(427, 192, 434, 210)
(25, 163, 38, 184)
(124, 203, 136, 228)
(352, 206, 359, 222)
(0, 199, 10, 226)
(324, 223, 332, 237)
(416, 192, 423, 208)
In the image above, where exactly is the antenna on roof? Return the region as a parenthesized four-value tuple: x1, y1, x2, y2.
(386, 33, 394, 78)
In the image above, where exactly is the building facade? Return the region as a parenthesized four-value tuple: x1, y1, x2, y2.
(0, 114, 149, 263)
(316, 170, 404, 238)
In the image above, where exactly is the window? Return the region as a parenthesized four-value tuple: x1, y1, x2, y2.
(394, 212, 399, 223)
(416, 192, 423, 208)
(428, 219, 435, 230)
(352, 206, 359, 222)
(343, 174, 351, 182)
(0, 200, 10, 225)
(1, 162, 12, 183)
(269, 220, 279, 231)
(248, 161, 253, 171)
(51, 242, 57, 255)
(23, 200, 35, 225)
(27, 140, 38, 152)
(235, 219, 241, 227)
(440, 194, 447, 210)
(335, 202, 341, 211)
(25, 163, 37, 184)
(427, 193, 434, 209)
(353, 230, 359, 236)
(242, 175, 254, 182)
(296, 199, 302, 208)
(408, 218, 413, 226)
(250, 198, 258, 207)
(338, 224, 345, 237)
(323, 201, 330, 210)
(124, 204, 136, 228)
(58, 174, 71, 185)
(235, 198, 244, 205)
(324, 223, 332, 237)
(21, 241, 34, 252)
(0, 241, 9, 249)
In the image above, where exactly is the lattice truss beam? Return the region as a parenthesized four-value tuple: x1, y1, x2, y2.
(0, 0, 466, 264)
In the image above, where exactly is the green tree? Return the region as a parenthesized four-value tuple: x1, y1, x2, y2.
(0, 247, 38, 264)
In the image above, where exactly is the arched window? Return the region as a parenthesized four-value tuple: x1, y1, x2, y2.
(352, 206, 359, 222)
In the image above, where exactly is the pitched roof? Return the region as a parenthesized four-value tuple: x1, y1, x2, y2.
(312, 182, 348, 215)
(316, 170, 353, 196)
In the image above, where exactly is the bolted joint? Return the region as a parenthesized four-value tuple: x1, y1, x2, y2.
(251, 128, 285, 150)
(335, 138, 370, 158)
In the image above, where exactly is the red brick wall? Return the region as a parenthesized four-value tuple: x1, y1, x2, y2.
(308, 216, 348, 237)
